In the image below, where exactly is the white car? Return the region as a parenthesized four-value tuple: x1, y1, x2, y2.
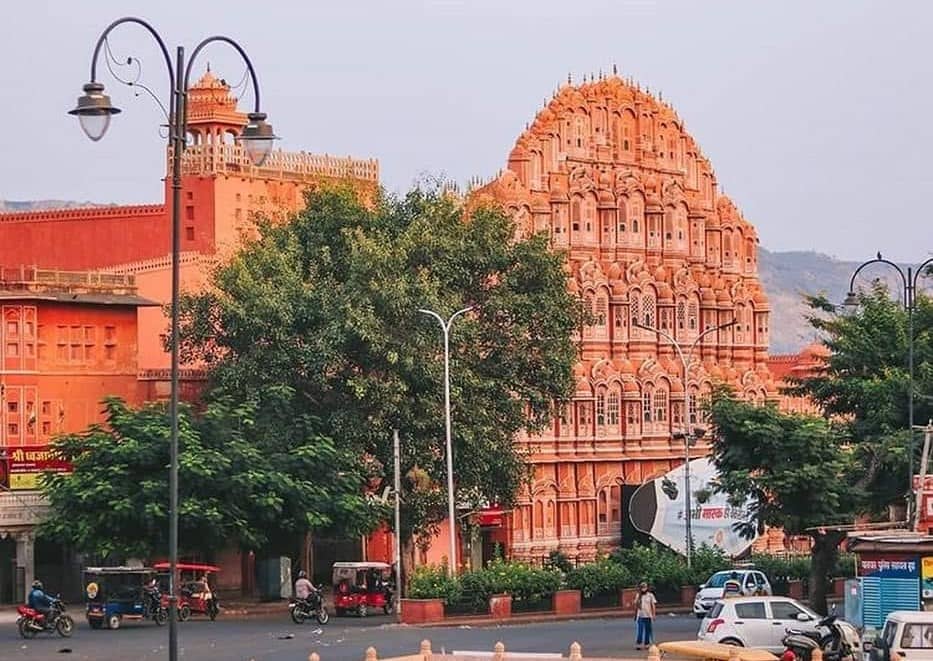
(694, 569, 772, 618)
(697, 596, 820, 652)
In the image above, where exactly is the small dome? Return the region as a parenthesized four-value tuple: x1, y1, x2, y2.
(701, 288, 716, 303)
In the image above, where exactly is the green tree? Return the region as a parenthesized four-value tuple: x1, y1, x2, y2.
(788, 285, 933, 510)
(40, 397, 379, 560)
(708, 390, 855, 614)
(177, 183, 580, 569)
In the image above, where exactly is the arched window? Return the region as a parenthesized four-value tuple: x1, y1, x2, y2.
(735, 303, 746, 343)
(621, 109, 636, 154)
(607, 390, 620, 427)
(664, 208, 675, 243)
(596, 388, 607, 427)
(642, 387, 653, 423)
(553, 205, 568, 245)
(676, 298, 687, 333)
(598, 490, 608, 525)
(630, 195, 643, 236)
(573, 114, 586, 149)
(642, 288, 657, 327)
(723, 229, 734, 267)
(688, 387, 699, 425)
(654, 387, 668, 423)
(595, 294, 608, 329)
(584, 193, 597, 236)
(571, 196, 582, 233)
(688, 296, 699, 332)
(618, 197, 628, 235)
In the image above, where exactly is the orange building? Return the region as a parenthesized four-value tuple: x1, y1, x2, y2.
(0, 71, 378, 373)
(0, 72, 379, 598)
(466, 74, 779, 563)
(0, 266, 155, 602)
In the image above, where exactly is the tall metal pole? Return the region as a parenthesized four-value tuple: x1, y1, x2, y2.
(636, 319, 736, 569)
(442, 324, 456, 575)
(167, 45, 184, 661)
(393, 429, 402, 617)
(419, 307, 473, 576)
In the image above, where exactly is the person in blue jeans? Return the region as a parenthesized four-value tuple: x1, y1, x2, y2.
(634, 581, 657, 649)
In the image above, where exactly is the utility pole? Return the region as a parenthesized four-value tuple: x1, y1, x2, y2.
(393, 429, 402, 618)
(914, 421, 933, 532)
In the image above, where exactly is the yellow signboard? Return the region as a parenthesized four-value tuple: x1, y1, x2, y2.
(10, 472, 40, 490)
(922, 557, 933, 599)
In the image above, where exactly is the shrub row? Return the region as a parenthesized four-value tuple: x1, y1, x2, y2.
(407, 545, 856, 605)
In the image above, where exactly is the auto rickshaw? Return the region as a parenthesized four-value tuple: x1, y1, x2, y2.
(332, 561, 394, 617)
(152, 562, 221, 621)
(83, 566, 167, 630)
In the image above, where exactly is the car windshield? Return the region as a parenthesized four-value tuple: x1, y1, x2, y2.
(706, 572, 739, 588)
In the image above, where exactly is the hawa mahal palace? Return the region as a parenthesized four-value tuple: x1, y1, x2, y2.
(0, 70, 806, 598)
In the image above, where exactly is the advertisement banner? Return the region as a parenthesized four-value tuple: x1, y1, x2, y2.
(629, 457, 758, 557)
(858, 554, 919, 580)
(5, 445, 71, 490)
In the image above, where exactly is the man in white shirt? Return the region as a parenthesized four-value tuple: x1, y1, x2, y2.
(294, 570, 315, 601)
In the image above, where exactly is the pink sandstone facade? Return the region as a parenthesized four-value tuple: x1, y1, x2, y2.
(472, 74, 781, 562)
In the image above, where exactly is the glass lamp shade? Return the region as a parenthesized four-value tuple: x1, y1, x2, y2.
(78, 112, 113, 142)
(237, 112, 277, 166)
(843, 292, 859, 307)
(68, 82, 121, 142)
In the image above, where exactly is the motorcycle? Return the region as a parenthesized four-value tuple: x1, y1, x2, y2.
(782, 615, 861, 661)
(142, 587, 168, 626)
(17, 597, 75, 639)
(289, 589, 329, 625)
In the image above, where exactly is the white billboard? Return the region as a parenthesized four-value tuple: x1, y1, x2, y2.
(628, 457, 757, 557)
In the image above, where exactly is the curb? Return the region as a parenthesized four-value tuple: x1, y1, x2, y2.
(402, 605, 694, 629)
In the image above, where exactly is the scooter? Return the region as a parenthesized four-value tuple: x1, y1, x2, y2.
(782, 615, 861, 661)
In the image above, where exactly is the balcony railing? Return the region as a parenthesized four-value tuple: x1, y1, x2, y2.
(177, 144, 379, 183)
(0, 266, 136, 290)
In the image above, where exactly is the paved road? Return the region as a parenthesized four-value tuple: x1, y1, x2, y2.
(0, 612, 702, 661)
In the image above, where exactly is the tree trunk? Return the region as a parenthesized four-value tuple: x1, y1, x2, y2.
(809, 531, 845, 615)
(401, 537, 415, 594)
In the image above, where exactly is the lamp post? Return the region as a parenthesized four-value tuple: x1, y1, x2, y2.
(844, 253, 933, 527)
(68, 17, 277, 661)
(635, 319, 737, 568)
(418, 306, 473, 575)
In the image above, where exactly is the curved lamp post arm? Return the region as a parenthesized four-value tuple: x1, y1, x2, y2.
(418, 308, 446, 331)
(87, 16, 174, 94)
(448, 306, 475, 327)
(183, 34, 265, 124)
(846, 255, 909, 307)
(911, 257, 933, 296)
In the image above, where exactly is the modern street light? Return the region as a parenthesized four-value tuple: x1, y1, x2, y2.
(69, 17, 276, 661)
(418, 306, 473, 576)
(844, 253, 933, 527)
(634, 318, 737, 569)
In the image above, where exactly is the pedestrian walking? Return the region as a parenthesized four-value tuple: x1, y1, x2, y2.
(634, 581, 657, 650)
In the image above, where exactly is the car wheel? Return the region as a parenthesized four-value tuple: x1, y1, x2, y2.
(107, 613, 121, 630)
(720, 638, 744, 647)
(358, 604, 368, 618)
(178, 605, 191, 622)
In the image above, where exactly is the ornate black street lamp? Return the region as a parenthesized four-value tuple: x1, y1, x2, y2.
(845, 253, 933, 526)
(68, 17, 277, 661)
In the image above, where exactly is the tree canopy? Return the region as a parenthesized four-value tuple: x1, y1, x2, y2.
(177, 184, 581, 550)
(41, 397, 380, 560)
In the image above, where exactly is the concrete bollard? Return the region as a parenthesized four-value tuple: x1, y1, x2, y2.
(493, 641, 506, 661)
(309, 654, 320, 661)
(647, 645, 661, 661)
(421, 640, 433, 659)
(569, 642, 583, 660)
(366, 647, 378, 661)
(728, 646, 740, 661)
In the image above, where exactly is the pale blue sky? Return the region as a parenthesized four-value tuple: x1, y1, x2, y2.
(2, 0, 931, 261)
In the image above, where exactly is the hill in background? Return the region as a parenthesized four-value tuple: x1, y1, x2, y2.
(0, 200, 110, 213)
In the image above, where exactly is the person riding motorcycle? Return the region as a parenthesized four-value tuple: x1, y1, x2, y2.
(28, 580, 53, 619)
(142, 577, 161, 615)
(294, 570, 316, 602)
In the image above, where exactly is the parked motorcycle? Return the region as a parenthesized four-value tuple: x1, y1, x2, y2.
(289, 589, 329, 625)
(782, 615, 861, 661)
(17, 597, 75, 639)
